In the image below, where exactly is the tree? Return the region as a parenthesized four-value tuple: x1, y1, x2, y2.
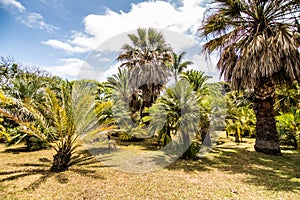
(200, 0, 300, 155)
(149, 80, 200, 148)
(0, 57, 22, 91)
(0, 81, 114, 172)
(1, 71, 63, 150)
(117, 28, 173, 108)
(180, 70, 212, 96)
(169, 52, 193, 82)
(225, 92, 256, 142)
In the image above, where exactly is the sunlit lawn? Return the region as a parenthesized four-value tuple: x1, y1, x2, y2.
(0, 136, 299, 200)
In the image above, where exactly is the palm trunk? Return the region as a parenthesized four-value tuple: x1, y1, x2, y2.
(253, 80, 281, 155)
(50, 148, 71, 172)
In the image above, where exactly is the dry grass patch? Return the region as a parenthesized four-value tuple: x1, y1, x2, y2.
(0, 137, 299, 200)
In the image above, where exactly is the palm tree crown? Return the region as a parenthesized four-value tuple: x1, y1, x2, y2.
(117, 28, 173, 107)
(169, 52, 193, 82)
(200, 0, 300, 155)
(200, 0, 300, 90)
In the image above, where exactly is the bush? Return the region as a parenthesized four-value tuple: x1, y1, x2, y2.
(181, 142, 201, 160)
(24, 136, 49, 151)
(276, 112, 300, 150)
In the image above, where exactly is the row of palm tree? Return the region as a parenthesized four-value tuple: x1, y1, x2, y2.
(1, 0, 299, 171)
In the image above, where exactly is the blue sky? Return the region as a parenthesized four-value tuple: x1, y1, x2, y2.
(0, 0, 218, 81)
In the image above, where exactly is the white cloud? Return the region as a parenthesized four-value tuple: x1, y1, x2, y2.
(99, 57, 110, 62)
(0, 0, 59, 33)
(0, 0, 25, 12)
(41, 39, 88, 53)
(19, 12, 59, 32)
(42, 58, 84, 80)
(189, 54, 220, 82)
(42, 58, 113, 81)
(43, 0, 206, 53)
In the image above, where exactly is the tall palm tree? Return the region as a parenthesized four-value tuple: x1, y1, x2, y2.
(200, 0, 300, 155)
(169, 52, 193, 82)
(117, 28, 173, 108)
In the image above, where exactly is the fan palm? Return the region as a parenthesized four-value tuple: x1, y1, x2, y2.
(169, 52, 193, 82)
(117, 28, 173, 108)
(200, 0, 300, 155)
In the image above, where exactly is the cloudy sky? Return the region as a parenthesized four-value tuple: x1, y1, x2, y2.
(0, 0, 219, 81)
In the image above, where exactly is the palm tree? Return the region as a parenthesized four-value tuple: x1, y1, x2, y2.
(169, 52, 193, 82)
(0, 81, 114, 171)
(180, 70, 212, 96)
(149, 80, 200, 147)
(200, 0, 300, 155)
(117, 28, 173, 108)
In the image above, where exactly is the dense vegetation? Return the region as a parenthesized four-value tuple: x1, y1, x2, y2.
(0, 6, 299, 200)
(0, 1, 299, 198)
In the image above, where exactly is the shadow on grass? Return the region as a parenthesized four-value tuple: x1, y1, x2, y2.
(167, 142, 300, 192)
(0, 148, 112, 191)
(3, 146, 39, 154)
(210, 146, 300, 192)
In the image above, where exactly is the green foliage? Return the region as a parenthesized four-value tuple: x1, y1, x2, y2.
(0, 80, 115, 171)
(225, 91, 256, 142)
(181, 142, 201, 160)
(0, 61, 63, 150)
(0, 117, 10, 142)
(180, 70, 212, 96)
(0, 57, 22, 91)
(107, 68, 149, 141)
(24, 136, 49, 151)
(149, 80, 200, 148)
(168, 52, 193, 82)
(276, 110, 300, 150)
(275, 83, 300, 113)
(117, 28, 173, 108)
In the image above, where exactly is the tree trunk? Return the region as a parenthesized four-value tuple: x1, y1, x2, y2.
(254, 80, 281, 155)
(50, 149, 71, 172)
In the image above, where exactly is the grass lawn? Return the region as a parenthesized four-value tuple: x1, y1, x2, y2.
(0, 136, 299, 200)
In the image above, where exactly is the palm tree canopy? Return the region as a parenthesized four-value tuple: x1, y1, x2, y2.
(180, 70, 212, 95)
(169, 52, 193, 73)
(169, 52, 193, 81)
(200, 0, 300, 90)
(117, 28, 172, 89)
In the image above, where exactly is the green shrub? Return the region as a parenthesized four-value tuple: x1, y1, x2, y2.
(276, 111, 300, 150)
(181, 142, 201, 160)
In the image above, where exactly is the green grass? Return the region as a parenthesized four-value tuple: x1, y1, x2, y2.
(0, 137, 299, 200)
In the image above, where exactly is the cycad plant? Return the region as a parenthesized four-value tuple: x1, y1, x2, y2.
(0, 81, 111, 172)
(276, 108, 300, 150)
(149, 80, 200, 149)
(106, 68, 145, 140)
(180, 70, 212, 97)
(226, 107, 256, 142)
